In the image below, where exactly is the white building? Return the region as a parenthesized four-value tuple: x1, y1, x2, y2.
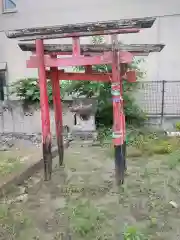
(0, 0, 180, 128)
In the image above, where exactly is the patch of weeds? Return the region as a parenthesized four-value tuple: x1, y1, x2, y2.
(106, 144, 143, 160)
(105, 144, 114, 159)
(0, 204, 9, 220)
(101, 127, 179, 158)
(0, 155, 22, 176)
(148, 216, 158, 228)
(127, 146, 143, 158)
(175, 121, 180, 131)
(151, 140, 173, 155)
(123, 225, 148, 240)
(0, 203, 32, 239)
(134, 136, 175, 156)
(97, 127, 111, 145)
(68, 200, 108, 238)
(12, 209, 32, 227)
(118, 184, 130, 204)
(141, 167, 151, 179)
(127, 126, 180, 157)
(167, 150, 180, 169)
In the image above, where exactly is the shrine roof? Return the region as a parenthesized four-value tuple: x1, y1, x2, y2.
(70, 98, 97, 114)
(6, 17, 155, 40)
(18, 43, 165, 55)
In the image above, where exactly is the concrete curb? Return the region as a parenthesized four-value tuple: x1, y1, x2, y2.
(0, 141, 69, 197)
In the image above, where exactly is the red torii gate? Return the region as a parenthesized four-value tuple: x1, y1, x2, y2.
(6, 17, 164, 185)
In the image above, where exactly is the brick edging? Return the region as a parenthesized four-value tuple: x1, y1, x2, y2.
(0, 141, 69, 198)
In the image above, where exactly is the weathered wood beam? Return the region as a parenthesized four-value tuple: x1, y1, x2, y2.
(18, 29, 140, 41)
(19, 43, 165, 54)
(6, 17, 155, 40)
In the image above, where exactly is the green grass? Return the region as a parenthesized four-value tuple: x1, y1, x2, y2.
(101, 130, 180, 239)
(123, 226, 148, 240)
(67, 198, 149, 239)
(166, 150, 180, 169)
(68, 200, 107, 238)
(0, 129, 180, 239)
(0, 203, 32, 239)
(0, 153, 22, 176)
(105, 129, 180, 161)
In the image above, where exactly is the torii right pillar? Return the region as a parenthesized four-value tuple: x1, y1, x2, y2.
(111, 35, 126, 185)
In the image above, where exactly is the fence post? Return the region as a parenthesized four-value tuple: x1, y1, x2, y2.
(160, 80, 165, 126)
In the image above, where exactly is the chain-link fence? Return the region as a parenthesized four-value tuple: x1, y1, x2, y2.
(136, 80, 180, 117)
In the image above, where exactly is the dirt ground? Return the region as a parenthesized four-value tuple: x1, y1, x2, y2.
(1, 142, 180, 239)
(0, 137, 42, 185)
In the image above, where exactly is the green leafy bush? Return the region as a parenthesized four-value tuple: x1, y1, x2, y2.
(123, 226, 147, 240)
(175, 122, 180, 131)
(11, 78, 40, 103)
(10, 78, 61, 104)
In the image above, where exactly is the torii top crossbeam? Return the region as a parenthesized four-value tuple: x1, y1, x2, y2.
(6, 17, 155, 40)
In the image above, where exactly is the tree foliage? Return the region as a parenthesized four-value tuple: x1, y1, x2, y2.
(11, 78, 50, 103)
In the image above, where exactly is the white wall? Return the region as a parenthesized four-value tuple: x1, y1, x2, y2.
(0, 101, 74, 133)
(1, 0, 180, 29)
(118, 15, 180, 81)
(0, 0, 180, 84)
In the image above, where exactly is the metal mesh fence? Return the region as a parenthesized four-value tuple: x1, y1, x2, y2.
(136, 80, 180, 116)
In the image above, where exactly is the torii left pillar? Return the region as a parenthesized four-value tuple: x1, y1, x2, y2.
(36, 39, 52, 181)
